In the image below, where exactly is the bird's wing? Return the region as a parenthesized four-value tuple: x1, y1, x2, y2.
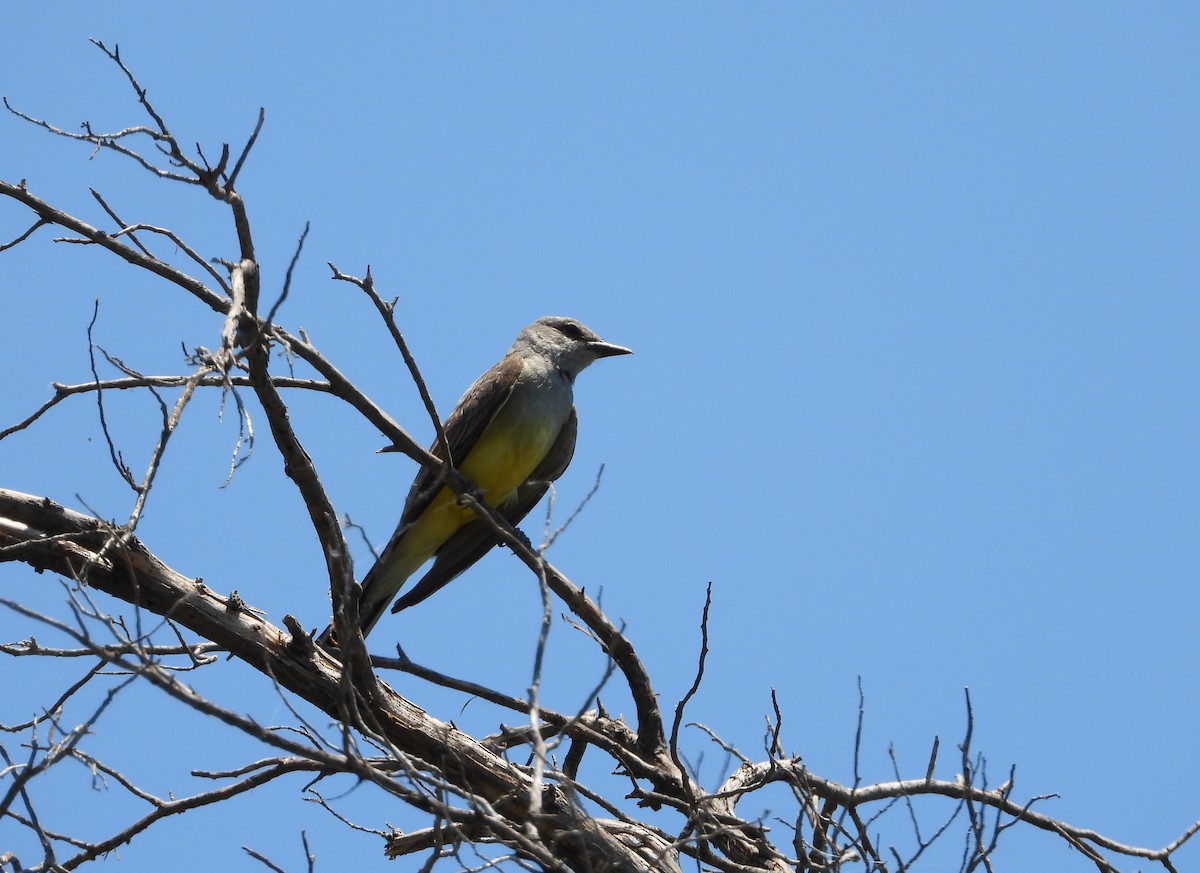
(390, 407, 578, 613)
(396, 353, 526, 530)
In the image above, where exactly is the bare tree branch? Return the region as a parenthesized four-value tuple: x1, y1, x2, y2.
(3, 42, 1195, 873)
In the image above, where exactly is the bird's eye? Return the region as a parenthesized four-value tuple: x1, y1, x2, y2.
(558, 321, 584, 340)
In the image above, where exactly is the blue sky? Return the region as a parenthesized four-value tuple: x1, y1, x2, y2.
(2, 4, 1197, 870)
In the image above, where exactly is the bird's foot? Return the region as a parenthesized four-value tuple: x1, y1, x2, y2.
(509, 528, 534, 552)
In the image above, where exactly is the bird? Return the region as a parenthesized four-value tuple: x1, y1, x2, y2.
(323, 316, 631, 643)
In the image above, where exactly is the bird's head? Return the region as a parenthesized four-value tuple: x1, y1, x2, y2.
(511, 316, 632, 378)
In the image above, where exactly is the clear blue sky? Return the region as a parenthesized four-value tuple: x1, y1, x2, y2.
(2, 4, 1197, 870)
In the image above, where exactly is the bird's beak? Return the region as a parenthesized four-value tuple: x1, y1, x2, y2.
(588, 340, 633, 358)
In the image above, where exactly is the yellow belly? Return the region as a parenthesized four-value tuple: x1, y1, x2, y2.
(395, 403, 561, 572)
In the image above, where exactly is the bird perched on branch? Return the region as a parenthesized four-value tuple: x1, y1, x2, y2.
(321, 316, 631, 643)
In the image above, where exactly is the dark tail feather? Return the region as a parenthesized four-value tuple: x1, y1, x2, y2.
(389, 519, 499, 614)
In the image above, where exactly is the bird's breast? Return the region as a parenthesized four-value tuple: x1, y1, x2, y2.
(458, 372, 571, 504)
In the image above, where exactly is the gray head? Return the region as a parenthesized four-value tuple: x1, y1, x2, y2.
(510, 316, 632, 378)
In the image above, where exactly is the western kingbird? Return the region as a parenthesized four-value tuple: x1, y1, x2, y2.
(328, 316, 631, 642)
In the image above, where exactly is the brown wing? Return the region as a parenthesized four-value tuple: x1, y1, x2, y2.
(390, 407, 578, 613)
(395, 353, 525, 530)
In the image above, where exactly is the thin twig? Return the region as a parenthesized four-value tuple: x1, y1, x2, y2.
(669, 581, 713, 803)
(227, 108, 266, 190)
(327, 264, 451, 464)
(543, 464, 605, 550)
(265, 222, 308, 327)
(88, 188, 152, 258)
(0, 216, 49, 252)
(85, 301, 136, 490)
